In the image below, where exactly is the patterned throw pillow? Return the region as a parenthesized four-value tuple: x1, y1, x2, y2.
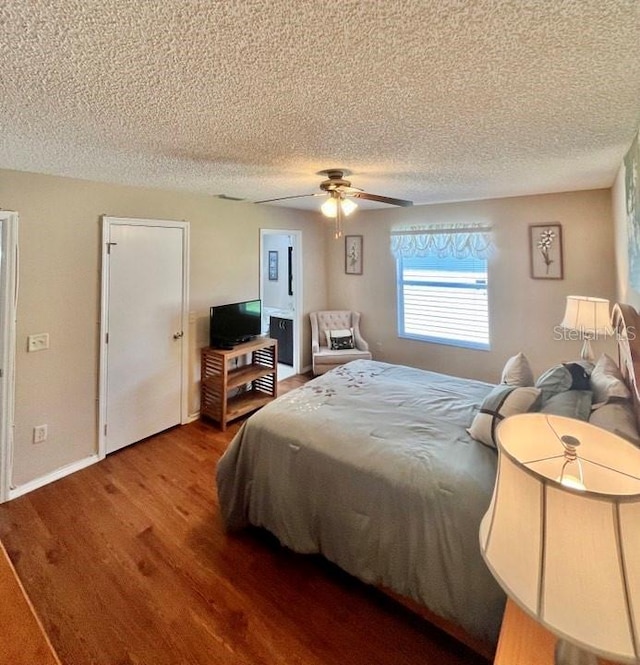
(563, 362, 591, 390)
(325, 328, 355, 350)
(467, 385, 541, 449)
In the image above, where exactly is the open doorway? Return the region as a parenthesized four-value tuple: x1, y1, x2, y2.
(259, 230, 302, 380)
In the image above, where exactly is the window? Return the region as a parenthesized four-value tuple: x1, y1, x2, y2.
(392, 226, 492, 351)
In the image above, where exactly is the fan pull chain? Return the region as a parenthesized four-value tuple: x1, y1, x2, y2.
(335, 194, 343, 239)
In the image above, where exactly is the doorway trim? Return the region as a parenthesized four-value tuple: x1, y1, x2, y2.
(0, 212, 18, 503)
(259, 229, 303, 375)
(98, 216, 190, 459)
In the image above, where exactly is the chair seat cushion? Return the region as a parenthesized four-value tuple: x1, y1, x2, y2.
(314, 348, 372, 365)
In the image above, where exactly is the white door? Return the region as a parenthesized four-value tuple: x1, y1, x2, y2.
(100, 218, 189, 455)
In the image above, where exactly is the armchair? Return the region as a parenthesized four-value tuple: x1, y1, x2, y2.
(309, 310, 372, 375)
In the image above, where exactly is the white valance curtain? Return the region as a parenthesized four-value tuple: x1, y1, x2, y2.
(390, 223, 494, 259)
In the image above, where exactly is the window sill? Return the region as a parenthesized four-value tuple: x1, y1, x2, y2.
(398, 332, 490, 352)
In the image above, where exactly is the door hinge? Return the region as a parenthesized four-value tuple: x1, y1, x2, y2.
(0, 369, 3, 378)
(105, 332, 109, 344)
(104, 424, 107, 436)
(106, 242, 118, 254)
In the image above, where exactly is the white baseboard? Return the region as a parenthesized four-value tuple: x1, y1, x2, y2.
(8, 454, 100, 500)
(301, 364, 312, 374)
(186, 412, 200, 423)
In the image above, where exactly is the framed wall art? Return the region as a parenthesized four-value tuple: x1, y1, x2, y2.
(529, 223, 563, 279)
(625, 132, 640, 289)
(268, 250, 278, 281)
(345, 235, 363, 275)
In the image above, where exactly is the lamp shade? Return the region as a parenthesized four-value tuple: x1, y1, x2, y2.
(560, 295, 613, 335)
(479, 413, 640, 663)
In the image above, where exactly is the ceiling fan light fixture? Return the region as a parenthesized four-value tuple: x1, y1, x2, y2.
(341, 198, 358, 216)
(320, 195, 358, 218)
(320, 196, 338, 218)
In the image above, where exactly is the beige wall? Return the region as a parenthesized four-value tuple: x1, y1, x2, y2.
(0, 168, 327, 488)
(0, 166, 620, 492)
(326, 189, 616, 383)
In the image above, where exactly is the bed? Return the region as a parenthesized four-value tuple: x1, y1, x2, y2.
(216, 303, 640, 659)
(216, 359, 505, 653)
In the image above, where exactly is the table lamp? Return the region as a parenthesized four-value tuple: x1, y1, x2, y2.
(479, 413, 640, 665)
(560, 296, 613, 361)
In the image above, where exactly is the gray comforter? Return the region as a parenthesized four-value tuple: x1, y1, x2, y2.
(216, 359, 505, 645)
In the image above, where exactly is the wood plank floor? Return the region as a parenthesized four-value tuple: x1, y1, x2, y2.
(0, 375, 490, 665)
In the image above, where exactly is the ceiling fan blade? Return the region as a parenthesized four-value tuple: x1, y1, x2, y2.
(353, 192, 413, 207)
(254, 193, 325, 204)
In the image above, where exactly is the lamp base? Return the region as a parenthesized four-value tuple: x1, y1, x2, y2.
(579, 338, 595, 362)
(554, 639, 597, 665)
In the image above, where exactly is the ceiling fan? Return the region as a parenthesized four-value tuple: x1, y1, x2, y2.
(255, 169, 413, 238)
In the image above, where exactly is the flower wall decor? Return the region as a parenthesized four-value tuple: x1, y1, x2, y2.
(345, 235, 363, 275)
(529, 223, 563, 279)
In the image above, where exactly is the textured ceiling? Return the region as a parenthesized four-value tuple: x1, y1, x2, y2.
(1, 1, 640, 211)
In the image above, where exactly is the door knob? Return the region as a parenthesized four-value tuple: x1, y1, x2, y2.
(173, 331, 184, 339)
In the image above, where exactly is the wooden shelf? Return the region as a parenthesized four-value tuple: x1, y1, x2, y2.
(201, 338, 277, 430)
(227, 364, 276, 390)
(226, 389, 276, 420)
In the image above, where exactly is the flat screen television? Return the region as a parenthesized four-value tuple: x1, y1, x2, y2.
(209, 299, 262, 348)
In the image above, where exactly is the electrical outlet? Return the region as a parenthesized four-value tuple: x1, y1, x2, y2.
(27, 333, 49, 352)
(33, 424, 47, 444)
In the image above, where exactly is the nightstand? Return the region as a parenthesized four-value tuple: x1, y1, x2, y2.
(494, 600, 619, 665)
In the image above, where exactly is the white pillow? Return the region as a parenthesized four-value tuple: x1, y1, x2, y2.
(590, 354, 631, 407)
(324, 328, 355, 350)
(468, 385, 541, 449)
(501, 352, 534, 387)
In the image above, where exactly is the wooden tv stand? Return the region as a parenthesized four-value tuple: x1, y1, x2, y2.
(200, 337, 278, 430)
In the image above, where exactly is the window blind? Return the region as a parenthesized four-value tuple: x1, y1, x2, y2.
(397, 254, 490, 350)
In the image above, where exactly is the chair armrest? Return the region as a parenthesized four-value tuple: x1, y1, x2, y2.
(353, 329, 369, 351)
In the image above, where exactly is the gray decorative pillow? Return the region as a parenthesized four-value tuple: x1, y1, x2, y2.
(500, 352, 534, 387)
(589, 399, 640, 445)
(468, 385, 541, 449)
(535, 365, 573, 403)
(590, 354, 631, 406)
(540, 390, 592, 421)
